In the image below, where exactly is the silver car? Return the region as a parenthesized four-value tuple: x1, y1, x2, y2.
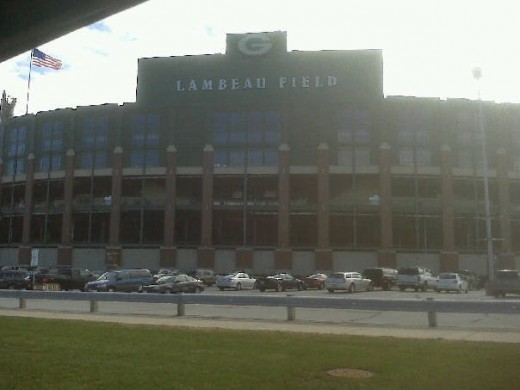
(325, 272, 374, 293)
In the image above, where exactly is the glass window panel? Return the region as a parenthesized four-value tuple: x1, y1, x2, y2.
(94, 152, 108, 168)
(338, 129, 354, 144)
(146, 131, 160, 146)
(229, 150, 245, 166)
(80, 153, 93, 169)
(399, 149, 414, 165)
(338, 147, 354, 166)
(51, 156, 62, 171)
(146, 151, 160, 166)
(355, 129, 370, 144)
(132, 132, 146, 147)
(39, 157, 50, 172)
(264, 150, 278, 166)
(214, 150, 228, 167)
(416, 130, 430, 146)
(229, 130, 246, 144)
(248, 130, 263, 144)
(354, 149, 371, 166)
(16, 159, 25, 174)
(416, 149, 431, 166)
(265, 111, 281, 129)
(212, 128, 227, 144)
(130, 152, 145, 167)
(264, 130, 280, 144)
(247, 150, 263, 166)
(247, 112, 263, 132)
(398, 130, 414, 146)
(230, 112, 245, 131)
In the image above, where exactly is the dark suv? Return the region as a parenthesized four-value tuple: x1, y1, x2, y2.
(0, 270, 32, 290)
(362, 267, 398, 290)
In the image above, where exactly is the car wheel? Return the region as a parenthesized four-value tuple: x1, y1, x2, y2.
(164, 288, 172, 294)
(318, 283, 324, 290)
(465, 286, 469, 294)
(367, 282, 374, 292)
(348, 283, 356, 293)
(235, 283, 242, 291)
(275, 283, 282, 292)
(327, 288, 334, 293)
(259, 288, 265, 292)
(297, 283, 303, 291)
(421, 283, 427, 292)
(218, 287, 224, 291)
(195, 286, 203, 293)
(399, 285, 406, 292)
(108, 287, 115, 292)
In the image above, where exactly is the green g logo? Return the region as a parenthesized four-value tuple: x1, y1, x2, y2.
(238, 34, 273, 56)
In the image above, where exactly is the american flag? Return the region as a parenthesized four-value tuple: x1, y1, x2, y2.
(32, 48, 62, 70)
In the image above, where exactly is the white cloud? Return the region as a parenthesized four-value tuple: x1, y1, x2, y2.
(1, 0, 519, 117)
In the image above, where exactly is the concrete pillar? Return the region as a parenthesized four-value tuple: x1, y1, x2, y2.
(199, 145, 214, 269)
(317, 143, 330, 248)
(108, 146, 123, 247)
(440, 145, 458, 272)
(236, 248, 253, 271)
(278, 144, 290, 248)
(378, 143, 396, 268)
(21, 153, 35, 245)
(496, 148, 514, 269)
(58, 149, 75, 266)
(163, 145, 177, 248)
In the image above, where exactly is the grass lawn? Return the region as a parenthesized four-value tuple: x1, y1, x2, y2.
(0, 316, 518, 390)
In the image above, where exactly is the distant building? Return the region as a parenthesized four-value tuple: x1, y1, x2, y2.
(0, 31, 519, 275)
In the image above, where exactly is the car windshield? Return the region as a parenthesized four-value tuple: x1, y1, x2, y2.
(399, 267, 419, 275)
(97, 272, 115, 280)
(439, 273, 456, 279)
(329, 273, 345, 279)
(157, 275, 176, 284)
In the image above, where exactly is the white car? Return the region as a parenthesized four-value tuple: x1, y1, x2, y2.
(325, 272, 374, 293)
(437, 273, 469, 293)
(216, 272, 256, 291)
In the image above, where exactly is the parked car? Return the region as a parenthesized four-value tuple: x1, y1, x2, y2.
(437, 272, 469, 293)
(187, 269, 216, 286)
(84, 269, 153, 292)
(325, 272, 374, 293)
(33, 266, 96, 291)
(487, 269, 520, 298)
(216, 272, 256, 290)
(0, 270, 32, 290)
(153, 268, 181, 281)
(302, 273, 327, 290)
(142, 274, 204, 294)
(362, 267, 398, 290)
(397, 266, 438, 292)
(256, 273, 303, 292)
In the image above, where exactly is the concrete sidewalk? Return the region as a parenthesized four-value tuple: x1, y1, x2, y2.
(2, 308, 520, 344)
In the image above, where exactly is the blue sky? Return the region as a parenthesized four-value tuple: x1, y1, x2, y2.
(1, 0, 519, 117)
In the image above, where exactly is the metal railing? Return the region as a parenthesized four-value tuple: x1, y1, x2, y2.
(0, 290, 518, 328)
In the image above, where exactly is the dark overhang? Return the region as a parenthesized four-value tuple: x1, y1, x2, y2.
(0, 0, 148, 63)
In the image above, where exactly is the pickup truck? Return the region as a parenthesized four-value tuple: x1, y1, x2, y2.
(33, 267, 96, 291)
(397, 266, 438, 292)
(487, 269, 520, 298)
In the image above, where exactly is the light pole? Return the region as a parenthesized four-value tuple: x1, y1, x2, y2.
(472, 66, 494, 281)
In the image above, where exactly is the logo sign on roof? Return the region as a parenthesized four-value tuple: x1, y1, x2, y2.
(237, 34, 273, 56)
(226, 31, 287, 57)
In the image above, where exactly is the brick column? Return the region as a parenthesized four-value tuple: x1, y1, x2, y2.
(378, 143, 396, 268)
(316, 143, 332, 271)
(440, 145, 458, 272)
(198, 145, 215, 268)
(276, 144, 292, 271)
(20, 153, 35, 264)
(161, 145, 177, 268)
(107, 146, 123, 268)
(58, 149, 75, 266)
(496, 148, 515, 269)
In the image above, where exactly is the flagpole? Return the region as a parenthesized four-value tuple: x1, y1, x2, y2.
(26, 49, 34, 115)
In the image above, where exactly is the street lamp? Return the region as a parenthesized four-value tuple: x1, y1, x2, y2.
(472, 66, 494, 281)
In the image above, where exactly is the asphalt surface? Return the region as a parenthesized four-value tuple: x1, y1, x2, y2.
(1, 307, 519, 344)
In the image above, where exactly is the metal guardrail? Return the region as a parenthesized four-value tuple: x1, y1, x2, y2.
(0, 290, 519, 327)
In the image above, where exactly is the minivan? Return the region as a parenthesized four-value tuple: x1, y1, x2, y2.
(84, 269, 153, 292)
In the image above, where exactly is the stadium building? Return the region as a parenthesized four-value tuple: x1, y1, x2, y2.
(1, 31, 519, 275)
